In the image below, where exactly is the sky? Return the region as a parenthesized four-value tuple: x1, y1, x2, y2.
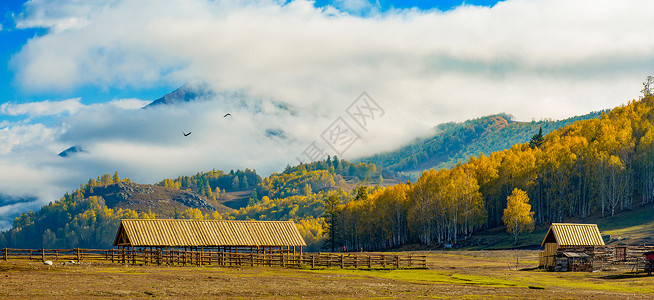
(1, 0, 654, 230)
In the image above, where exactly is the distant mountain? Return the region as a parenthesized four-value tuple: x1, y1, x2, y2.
(143, 82, 215, 108)
(361, 111, 606, 176)
(58, 145, 85, 157)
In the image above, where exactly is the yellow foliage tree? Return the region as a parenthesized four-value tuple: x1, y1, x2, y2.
(502, 188, 534, 245)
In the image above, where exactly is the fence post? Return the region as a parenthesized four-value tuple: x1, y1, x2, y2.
(311, 254, 315, 269)
(3, 248, 7, 261)
(76, 248, 80, 262)
(368, 255, 371, 269)
(41, 248, 45, 262)
(395, 255, 399, 269)
(340, 254, 344, 268)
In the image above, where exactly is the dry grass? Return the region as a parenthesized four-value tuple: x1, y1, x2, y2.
(1, 250, 653, 299)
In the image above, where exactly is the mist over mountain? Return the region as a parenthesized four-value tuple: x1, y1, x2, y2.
(144, 82, 216, 108)
(360, 111, 606, 177)
(58, 145, 85, 157)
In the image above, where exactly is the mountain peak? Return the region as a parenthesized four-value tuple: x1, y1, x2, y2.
(58, 145, 85, 157)
(143, 82, 215, 108)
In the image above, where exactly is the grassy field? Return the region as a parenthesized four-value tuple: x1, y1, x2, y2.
(1, 250, 653, 299)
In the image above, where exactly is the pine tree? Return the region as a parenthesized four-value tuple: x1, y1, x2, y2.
(231, 176, 240, 191)
(529, 127, 544, 148)
(641, 75, 653, 98)
(322, 195, 341, 252)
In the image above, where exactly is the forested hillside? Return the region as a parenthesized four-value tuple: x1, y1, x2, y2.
(362, 112, 604, 175)
(0, 172, 243, 249)
(0, 159, 395, 251)
(328, 95, 654, 251)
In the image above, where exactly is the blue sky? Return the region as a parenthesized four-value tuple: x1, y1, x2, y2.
(0, 0, 653, 230)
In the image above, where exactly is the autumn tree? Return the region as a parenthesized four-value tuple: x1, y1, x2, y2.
(502, 188, 535, 245)
(99, 173, 112, 186)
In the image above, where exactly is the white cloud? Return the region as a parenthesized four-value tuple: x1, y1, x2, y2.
(331, 0, 378, 14)
(0, 123, 60, 154)
(14, 0, 117, 33)
(0, 98, 83, 117)
(3, 0, 654, 225)
(108, 98, 152, 110)
(11, 0, 654, 121)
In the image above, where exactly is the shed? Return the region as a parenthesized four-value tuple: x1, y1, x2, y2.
(113, 219, 306, 254)
(539, 223, 605, 269)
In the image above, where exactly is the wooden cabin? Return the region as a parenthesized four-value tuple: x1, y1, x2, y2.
(539, 223, 605, 271)
(113, 219, 306, 254)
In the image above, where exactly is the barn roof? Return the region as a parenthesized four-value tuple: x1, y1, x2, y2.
(540, 223, 605, 247)
(113, 219, 306, 247)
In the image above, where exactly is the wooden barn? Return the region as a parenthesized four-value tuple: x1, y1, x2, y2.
(539, 223, 605, 271)
(113, 219, 306, 254)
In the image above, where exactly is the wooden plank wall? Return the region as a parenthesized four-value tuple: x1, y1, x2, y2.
(541, 242, 558, 268)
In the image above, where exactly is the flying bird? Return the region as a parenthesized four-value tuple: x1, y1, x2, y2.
(182, 131, 192, 137)
(223, 113, 232, 118)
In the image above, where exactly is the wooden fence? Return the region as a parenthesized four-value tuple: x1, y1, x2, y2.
(1, 248, 426, 269)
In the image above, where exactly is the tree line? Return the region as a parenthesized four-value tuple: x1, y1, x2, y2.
(323, 94, 654, 250)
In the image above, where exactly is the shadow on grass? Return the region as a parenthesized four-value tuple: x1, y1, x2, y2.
(599, 273, 653, 280)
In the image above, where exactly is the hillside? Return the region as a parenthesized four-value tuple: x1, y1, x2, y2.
(0, 173, 233, 249)
(89, 181, 233, 216)
(0, 158, 396, 251)
(361, 111, 604, 176)
(330, 94, 654, 251)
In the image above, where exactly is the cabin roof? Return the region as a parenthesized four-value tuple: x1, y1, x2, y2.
(113, 219, 306, 247)
(540, 223, 605, 247)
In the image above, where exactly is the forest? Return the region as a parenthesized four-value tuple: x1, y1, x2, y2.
(363, 111, 604, 175)
(2, 90, 654, 252)
(326, 94, 654, 251)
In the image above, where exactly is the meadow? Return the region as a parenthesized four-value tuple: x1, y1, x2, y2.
(1, 250, 653, 299)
